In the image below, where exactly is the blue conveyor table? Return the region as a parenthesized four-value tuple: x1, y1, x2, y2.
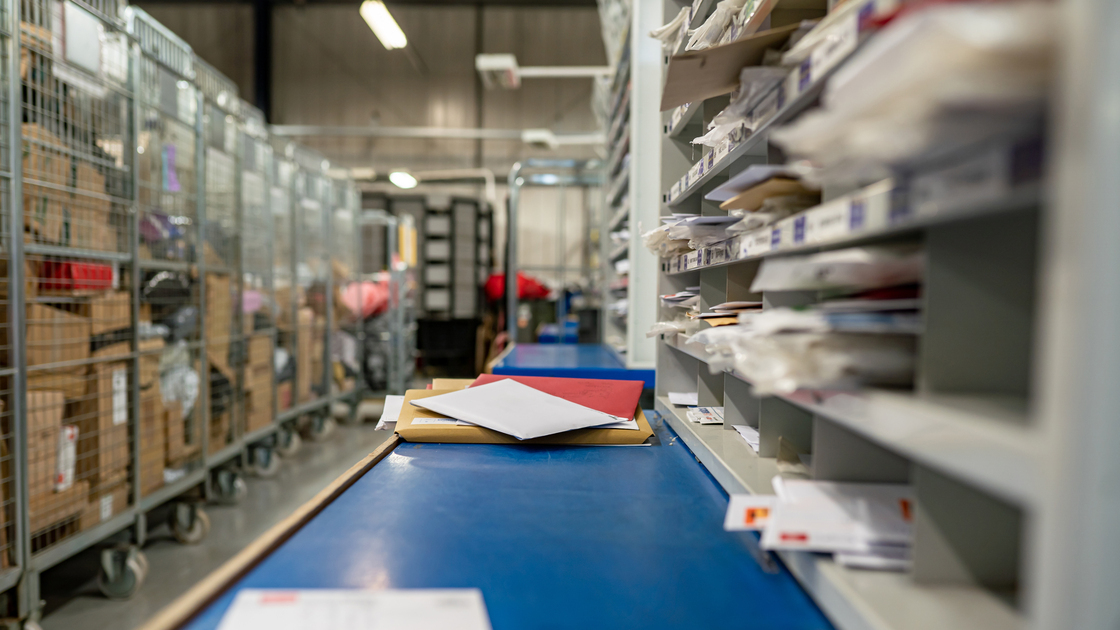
(491, 343, 656, 389)
(178, 418, 832, 630)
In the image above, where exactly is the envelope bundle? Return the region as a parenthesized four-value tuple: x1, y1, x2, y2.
(681, 244, 924, 394)
(393, 375, 653, 445)
(726, 477, 914, 571)
(771, 2, 1055, 188)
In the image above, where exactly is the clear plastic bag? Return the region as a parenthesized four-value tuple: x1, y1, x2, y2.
(750, 245, 924, 292)
(651, 7, 690, 51)
(733, 333, 916, 395)
(686, 0, 747, 51)
(772, 3, 1054, 187)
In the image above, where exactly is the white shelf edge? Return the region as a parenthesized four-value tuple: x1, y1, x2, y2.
(662, 333, 1042, 508)
(663, 180, 1042, 276)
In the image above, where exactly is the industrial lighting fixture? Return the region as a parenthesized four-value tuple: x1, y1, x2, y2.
(360, 0, 407, 50)
(389, 170, 418, 189)
(475, 54, 612, 90)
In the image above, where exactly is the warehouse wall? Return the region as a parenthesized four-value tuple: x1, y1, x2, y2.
(135, 3, 606, 172)
(136, 3, 606, 298)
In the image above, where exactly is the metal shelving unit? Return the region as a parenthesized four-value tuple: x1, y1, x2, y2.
(600, 0, 660, 370)
(644, 0, 1109, 629)
(0, 3, 359, 621)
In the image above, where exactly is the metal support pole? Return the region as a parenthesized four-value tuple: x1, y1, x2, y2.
(7, 0, 29, 617)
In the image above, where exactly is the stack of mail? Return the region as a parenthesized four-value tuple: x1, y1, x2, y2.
(686, 406, 724, 425)
(660, 288, 700, 309)
(725, 477, 914, 571)
(395, 375, 653, 445)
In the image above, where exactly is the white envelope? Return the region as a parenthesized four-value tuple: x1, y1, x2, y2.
(410, 379, 617, 441)
(761, 479, 913, 554)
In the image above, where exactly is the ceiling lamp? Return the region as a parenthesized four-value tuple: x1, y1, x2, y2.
(389, 170, 418, 189)
(360, 0, 407, 50)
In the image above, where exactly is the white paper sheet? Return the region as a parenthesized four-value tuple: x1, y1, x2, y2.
(374, 395, 405, 431)
(668, 391, 699, 406)
(411, 379, 617, 440)
(760, 479, 914, 554)
(733, 424, 760, 452)
(724, 494, 778, 531)
(217, 588, 493, 630)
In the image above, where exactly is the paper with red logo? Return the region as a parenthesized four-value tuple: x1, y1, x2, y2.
(724, 494, 777, 531)
(217, 588, 493, 630)
(760, 478, 913, 554)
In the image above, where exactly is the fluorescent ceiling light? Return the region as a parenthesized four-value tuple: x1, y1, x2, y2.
(389, 170, 418, 189)
(360, 0, 407, 50)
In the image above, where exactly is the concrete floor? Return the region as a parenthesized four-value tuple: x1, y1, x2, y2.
(40, 406, 392, 630)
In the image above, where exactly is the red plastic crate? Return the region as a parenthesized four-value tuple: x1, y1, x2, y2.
(40, 261, 114, 293)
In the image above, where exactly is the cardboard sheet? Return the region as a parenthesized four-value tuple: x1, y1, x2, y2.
(720, 178, 817, 212)
(661, 24, 800, 111)
(395, 389, 654, 445)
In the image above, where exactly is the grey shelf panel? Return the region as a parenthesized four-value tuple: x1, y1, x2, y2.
(608, 198, 630, 232)
(609, 242, 629, 261)
(778, 550, 1022, 630)
(656, 396, 779, 495)
(665, 100, 702, 138)
(663, 333, 1041, 508)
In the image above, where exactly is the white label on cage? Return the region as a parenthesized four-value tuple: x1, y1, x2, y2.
(100, 494, 113, 522)
(63, 1, 102, 73)
(111, 263, 119, 290)
(112, 369, 128, 426)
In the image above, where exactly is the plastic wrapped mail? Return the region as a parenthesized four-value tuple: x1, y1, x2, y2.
(726, 195, 817, 233)
(750, 245, 924, 293)
(732, 332, 916, 394)
(772, 2, 1054, 187)
(641, 222, 693, 258)
(686, 0, 748, 51)
(650, 7, 690, 51)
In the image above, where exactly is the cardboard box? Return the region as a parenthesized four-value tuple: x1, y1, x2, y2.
(67, 362, 130, 493)
(63, 290, 130, 337)
(296, 309, 314, 403)
(25, 304, 91, 366)
(29, 479, 89, 535)
(138, 337, 165, 389)
(27, 391, 64, 498)
(163, 399, 199, 468)
(22, 124, 68, 244)
(244, 364, 274, 434)
(0, 303, 93, 367)
(394, 388, 655, 446)
(0, 257, 39, 301)
(208, 411, 231, 457)
(140, 388, 165, 498)
(247, 334, 271, 370)
(27, 367, 87, 400)
(80, 481, 129, 531)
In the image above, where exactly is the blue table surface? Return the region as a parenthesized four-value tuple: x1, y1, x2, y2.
(184, 417, 833, 630)
(493, 344, 656, 388)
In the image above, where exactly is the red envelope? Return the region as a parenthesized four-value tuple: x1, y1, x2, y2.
(469, 374, 644, 420)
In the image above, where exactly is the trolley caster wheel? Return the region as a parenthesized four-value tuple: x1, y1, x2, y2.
(98, 545, 147, 600)
(276, 426, 302, 457)
(309, 414, 337, 442)
(24, 621, 42, 630)
(249, 445, 281, 477)
(170, 503, 211, 545)
(211, 468, 247, 505)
